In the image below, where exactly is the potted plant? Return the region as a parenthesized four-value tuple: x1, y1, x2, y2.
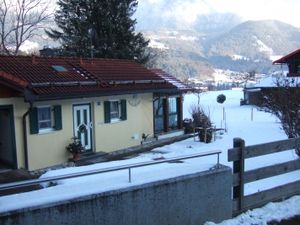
(66, 137, 84, 160)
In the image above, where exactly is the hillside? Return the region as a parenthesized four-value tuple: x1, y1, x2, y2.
(206, 20, 300, 58)
(145, 20, 300, 80)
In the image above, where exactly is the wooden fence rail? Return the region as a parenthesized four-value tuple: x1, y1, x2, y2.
(228, 137, 300, 215)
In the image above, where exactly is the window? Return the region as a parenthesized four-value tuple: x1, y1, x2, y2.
(38, 107, 52, 130)
(168, 97, 178, 130)
(29, 105, 62, 134)
(110, 101, 121, 121)
(297, 65, 300, 73)
(104, 100, 127, 123)
(154, 98, 164, 133)
(153, 96, 182, 134)
(52, 65, 68, 72)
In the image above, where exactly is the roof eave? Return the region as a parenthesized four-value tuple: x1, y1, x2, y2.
(273, 49, 300, 64)
(30, 88, 186, 101)
(0, 79, 26, 93)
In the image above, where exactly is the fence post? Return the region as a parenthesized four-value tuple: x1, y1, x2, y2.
(233, 138, 245, 212)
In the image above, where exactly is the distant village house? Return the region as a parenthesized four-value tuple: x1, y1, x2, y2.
(243, 49, 300, 105)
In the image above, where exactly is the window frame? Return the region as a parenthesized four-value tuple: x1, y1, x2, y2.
(29, 105, 62, 134)
(168, 97, 179, 130)
(37, 106, 54, 133)
(104, 99, 127, 124)
(153, 97, 165, 134)
(153, 95, 182, 134)
(110, 100, 122, 122)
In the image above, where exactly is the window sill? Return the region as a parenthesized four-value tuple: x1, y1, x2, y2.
(110, 118, 122, 123)
(38, 128, 55, 135)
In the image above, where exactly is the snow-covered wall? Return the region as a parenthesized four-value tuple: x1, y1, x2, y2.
(0, 166, 232, 225)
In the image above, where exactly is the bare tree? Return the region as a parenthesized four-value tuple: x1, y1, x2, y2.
(260, 77, 300, 156)
(0, 0, 52, 55)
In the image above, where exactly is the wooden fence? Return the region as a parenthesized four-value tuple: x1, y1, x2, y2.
(228, 137, 300, 215)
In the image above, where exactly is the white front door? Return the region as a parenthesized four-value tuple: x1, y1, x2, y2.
(73, 104, 93, 152)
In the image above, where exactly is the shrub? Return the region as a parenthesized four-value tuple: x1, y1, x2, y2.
(190, 106, 213, 143)
(260, 78, 300, 157)
(217, 94, 226, 104)
(183, 118, 194, 134)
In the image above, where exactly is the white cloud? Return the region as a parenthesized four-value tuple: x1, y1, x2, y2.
(146, 0, 162, 4)
(208, 0, 300, 27)
(19, 40, 40, 54)
(171, 1, 211, 23)
(138, 0, 300, 28)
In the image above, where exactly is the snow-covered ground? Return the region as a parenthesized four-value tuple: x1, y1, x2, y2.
(205, 195, 300, 225)
(1, 89, 300, 224)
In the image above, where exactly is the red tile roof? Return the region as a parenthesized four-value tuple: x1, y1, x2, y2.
(150, 69, 192, 92)
(273, 49, 300, 64)
(0, 71, 28, 88)
(0, 56, 188, 100)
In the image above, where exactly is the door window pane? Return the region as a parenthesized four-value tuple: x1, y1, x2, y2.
(154, 98, 163, 116)
(168, 97, 179, 130)
(155, 117, 164, 133)
(154, 98, 164, 134)
(168, 114, 178, 129)
(168, 97, 177, 114)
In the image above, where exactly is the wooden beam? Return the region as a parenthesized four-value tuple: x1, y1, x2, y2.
(228, 137, 300, 161)
(233, 159, 300, 186)
(233, 180, 300, 212)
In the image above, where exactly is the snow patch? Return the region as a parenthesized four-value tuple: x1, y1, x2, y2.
(148, 39, 169, 49)
(179, 35, 198, 41)
(270, 55, 283, 61)
(231, 54, 250, 61)
(205, 195, 300, 225)
(253, 36, 274, 55)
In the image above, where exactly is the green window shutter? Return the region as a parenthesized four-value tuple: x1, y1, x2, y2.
(29, 107, 39, 134)
(53, 105, 62, 130)
(120, 99, 127, 120)
(104, 101, 111, 123)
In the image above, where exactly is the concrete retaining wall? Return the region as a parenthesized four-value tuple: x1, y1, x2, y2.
(0, 166, 232, 225)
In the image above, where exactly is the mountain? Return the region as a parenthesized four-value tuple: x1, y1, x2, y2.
(206, 20, 300, 58)
(145, 20, 300, 80)
(194, 13, 241, 35)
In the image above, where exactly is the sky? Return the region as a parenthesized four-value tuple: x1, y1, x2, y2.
(137, 0, 300, 28)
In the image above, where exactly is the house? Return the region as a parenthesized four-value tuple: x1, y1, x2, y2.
(0, 56, 191, 171)
(243, 49, 300, 105)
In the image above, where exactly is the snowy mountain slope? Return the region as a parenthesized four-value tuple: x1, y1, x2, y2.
(145, 20, 300, 80)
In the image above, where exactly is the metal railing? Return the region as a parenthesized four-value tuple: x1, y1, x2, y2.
(0, 150, 221, 192)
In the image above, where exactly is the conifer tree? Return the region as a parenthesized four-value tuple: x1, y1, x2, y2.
(46, 0, 149, 64)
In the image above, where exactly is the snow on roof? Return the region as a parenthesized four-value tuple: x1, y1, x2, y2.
(254, 73, 300, 88)
(254, 76, 278, 87)
(150, 68, 192, 91)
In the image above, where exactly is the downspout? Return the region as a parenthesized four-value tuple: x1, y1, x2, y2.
(22, 101, 33, 170)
